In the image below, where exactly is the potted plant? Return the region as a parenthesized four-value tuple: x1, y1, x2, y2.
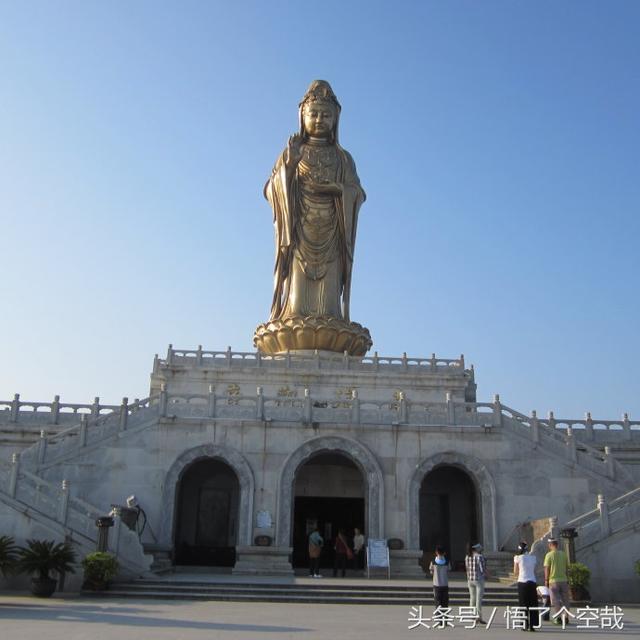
(635, 559, 640, 578)
(0, 535, 19, 577)
(568, 561, 591, 602)
(81, 551, 119, 590)
(17, 539, 77, 597)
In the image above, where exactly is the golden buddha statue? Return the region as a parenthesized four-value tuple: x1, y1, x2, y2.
(254, 80, 372, 356)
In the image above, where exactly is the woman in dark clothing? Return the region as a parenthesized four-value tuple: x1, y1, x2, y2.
(333, 528, 352, 577)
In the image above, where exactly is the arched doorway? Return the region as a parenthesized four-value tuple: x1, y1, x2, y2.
(291, 452, 365, 569)
(419, 465, 478, 569)
(174, 458, 240, 566)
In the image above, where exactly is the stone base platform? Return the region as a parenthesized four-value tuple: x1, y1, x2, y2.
(232, 546, 294, 576)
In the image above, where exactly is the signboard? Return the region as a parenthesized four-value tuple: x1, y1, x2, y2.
(367, 538, 390, 578)
(256, 510, 272, 529)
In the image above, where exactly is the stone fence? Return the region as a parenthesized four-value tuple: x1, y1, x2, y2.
(2, 388, 635, 487)
(565, 487, 640, 550)
(155, 346, 469, 375)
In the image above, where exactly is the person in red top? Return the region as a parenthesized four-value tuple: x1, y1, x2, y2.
(333, 528, 352, 577)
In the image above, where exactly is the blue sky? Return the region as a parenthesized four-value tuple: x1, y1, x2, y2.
(1, 1, 639, 418)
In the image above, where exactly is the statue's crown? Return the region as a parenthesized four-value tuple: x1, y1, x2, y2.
(300, 80, 340, 108)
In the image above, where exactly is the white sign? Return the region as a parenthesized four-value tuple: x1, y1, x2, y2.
(367, 538, 389, 567)
(256, 510, 272, 529)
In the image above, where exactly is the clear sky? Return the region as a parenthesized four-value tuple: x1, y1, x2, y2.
(1, 1, 638, 419)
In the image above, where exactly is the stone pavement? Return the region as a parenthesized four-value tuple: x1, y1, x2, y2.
(0, 595, 637, 640)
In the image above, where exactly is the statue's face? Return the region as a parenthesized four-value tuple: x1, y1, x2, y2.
(303, 101, 336, 138)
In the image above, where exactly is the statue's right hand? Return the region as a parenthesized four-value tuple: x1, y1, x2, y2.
(285, 134, 304, 167)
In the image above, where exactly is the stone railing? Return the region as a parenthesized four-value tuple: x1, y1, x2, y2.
(16, 396, 158, 468)
(0, 457, 151, 575)
(155, 345, 469, 375)
(564, 488, 640, 550)
(3, 385, 636, 486)
(0, 394, 121, 427)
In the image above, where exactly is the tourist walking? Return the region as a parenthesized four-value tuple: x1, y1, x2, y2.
(308, 526, 323, 578)
(514, 542, 539, 631)
(429, 546, 452, 608)
(544, 538, 571, 625)
(465, 542, 489, 623)
(333, 528, 352, 577)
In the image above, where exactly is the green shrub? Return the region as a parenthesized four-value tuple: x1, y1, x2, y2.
(635, 559, 640, 577)
(82, 552, 119, 585)
(0, 535, 19, 577)
(18, 539, 77, 580)
(568, 562, 591, 588)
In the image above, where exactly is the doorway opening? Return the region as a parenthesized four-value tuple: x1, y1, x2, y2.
(292, 452, 365, 570)
(419, 465, 479, 569)
(174, 458, 239, 567)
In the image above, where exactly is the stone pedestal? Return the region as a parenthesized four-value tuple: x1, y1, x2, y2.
(390, 549, 425, 578)
(232, 546, 293, 576)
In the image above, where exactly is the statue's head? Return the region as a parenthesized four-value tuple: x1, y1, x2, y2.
(299, 80, 341, 143)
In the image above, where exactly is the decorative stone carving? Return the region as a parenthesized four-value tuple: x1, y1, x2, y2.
(407, 451, 498, 551)
(275, 435, 384, 547)
(159, 444, 255, 547)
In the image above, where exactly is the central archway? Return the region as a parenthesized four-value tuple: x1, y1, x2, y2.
(276, 436, 384, 549)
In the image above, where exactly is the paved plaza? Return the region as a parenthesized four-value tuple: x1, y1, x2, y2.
(0, 595, 637, 640)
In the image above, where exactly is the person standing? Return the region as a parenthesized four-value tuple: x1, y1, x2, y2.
(429, 546, 452, 608)
(544, 538, 570, 625)
(514, 542, 539, 631)
(333, 528, 351, 577)
(308, 526, 323, 578)
(353, 527, 365, 571)
(465, 542, 489, 623)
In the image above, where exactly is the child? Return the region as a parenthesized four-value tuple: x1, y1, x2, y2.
(429, 546, 452, 608)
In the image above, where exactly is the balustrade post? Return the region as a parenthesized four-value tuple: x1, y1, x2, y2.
(167, 344, 174, 365)
(623, 413, 631, 441)
(548, 411, 556, 430)
(256, 387, 264, 420)
(373, 351, 379, 372)
(399, 392, 408, 423)
(51, 395, 60, 425)
(585, 412, 594, 441)
(208, 385, 216, 418)
(430, 353, 437, 372)
(492, 394, 502, 427)
(119, 397, 129, 431)
(566, 426, 577, 463)
(343, 350, 349, 370)
(79, 414, 88, 447)
(446, 392, 455, 425)
(226, 346, 232, 368)
(604, 446, 615, 480)
(9, 453, 19, 498)
(402, 352, 408, 372)
(159, 384, 168, 417)
(351, 389, 360, 424)
(256, 351, 262, 368)
(58, 480, 70, 525)
(314, 349, 321, 369)
(460, 354, 465, 369)
(10, 393, 20, 422)
(92, 396, 100, 418)
(196, 345, 203, 366)
(531, 410, 540, 443)
(304, 388, 312, 423)
(286, 350, 291, 368)
(597, 494, 610, 538)
(37, 430, 47, 464)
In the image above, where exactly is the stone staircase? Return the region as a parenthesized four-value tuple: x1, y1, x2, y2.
(85, 576, 517, 605)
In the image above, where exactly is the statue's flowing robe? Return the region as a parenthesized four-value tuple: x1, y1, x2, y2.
(265, 143, 365, 323)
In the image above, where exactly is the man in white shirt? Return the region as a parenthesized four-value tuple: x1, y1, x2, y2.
(513, 542, 539, 631)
